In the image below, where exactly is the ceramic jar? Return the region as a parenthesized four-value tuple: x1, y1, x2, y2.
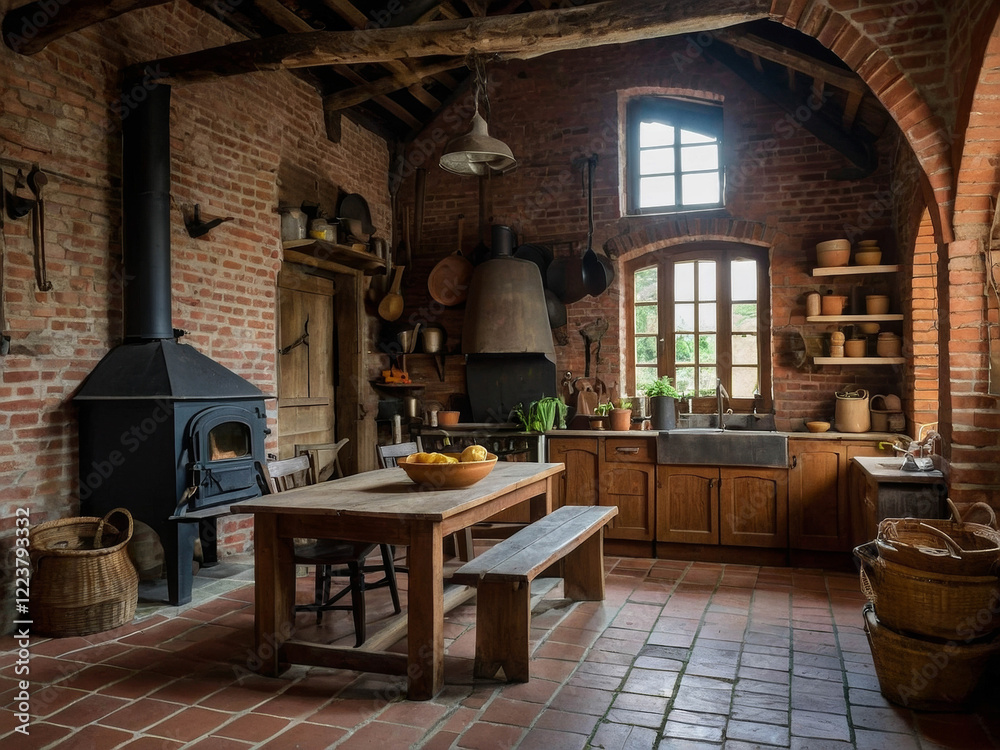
(821, 294, 847, 315)
(877, 332, 902, 357)
(806, 292, 821, 317)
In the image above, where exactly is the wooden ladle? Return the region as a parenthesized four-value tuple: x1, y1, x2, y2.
(378, 265, 405, 321)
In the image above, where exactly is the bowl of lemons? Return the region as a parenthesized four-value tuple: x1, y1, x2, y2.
(397, 445, 498, 489)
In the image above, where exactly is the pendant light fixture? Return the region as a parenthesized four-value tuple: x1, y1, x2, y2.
(439, 54, 517, 177)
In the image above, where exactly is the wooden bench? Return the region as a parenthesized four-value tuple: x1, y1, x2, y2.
(450, 504, 618, 682)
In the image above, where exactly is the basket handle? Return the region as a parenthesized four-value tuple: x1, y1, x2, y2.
(916, 522, 964, 556)
(947, 498, 962, 522)
(94, 507, 134, 548)
(965, 502, 997, 529)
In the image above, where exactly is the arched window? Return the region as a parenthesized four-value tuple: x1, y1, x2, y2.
(626, 243, 772, 413)
(626, 97, 724, 214)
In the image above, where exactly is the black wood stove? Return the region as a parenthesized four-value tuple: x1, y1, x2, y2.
(75, 82, 269, 605)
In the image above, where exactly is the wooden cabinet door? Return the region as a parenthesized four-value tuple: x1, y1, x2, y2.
(601, 463, 655, 540)
(788, 439, 848, 551)
(719, 468, 788, 547)
(656, 466, 719, 544)
(547, 437, 600, 508)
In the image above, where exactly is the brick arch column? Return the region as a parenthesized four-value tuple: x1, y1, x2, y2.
(769, 1, 956, 243)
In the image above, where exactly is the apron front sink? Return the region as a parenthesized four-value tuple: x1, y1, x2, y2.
(657, 429, 788, 467)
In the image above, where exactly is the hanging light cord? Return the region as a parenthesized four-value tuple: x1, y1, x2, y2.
(467, 51, 492, 121)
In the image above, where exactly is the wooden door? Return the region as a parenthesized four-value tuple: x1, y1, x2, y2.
(719, 468, 788, 547)
(788, 439, 846, 551)
(277, 267, 336, 458)
(547, 437, 600, 508)
(656, 466, 718, 544)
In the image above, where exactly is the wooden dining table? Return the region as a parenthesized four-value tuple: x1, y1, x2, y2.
(235, 460, 565, 700)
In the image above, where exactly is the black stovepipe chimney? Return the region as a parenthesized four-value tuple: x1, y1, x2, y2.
(122, 80, 173, 341)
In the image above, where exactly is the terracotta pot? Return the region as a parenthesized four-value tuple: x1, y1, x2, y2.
(821, 294, 847, 315)
(609, 408, 632, 431)
(588, 415, 607, 430)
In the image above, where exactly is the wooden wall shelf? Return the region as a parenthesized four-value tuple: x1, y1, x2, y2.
(812, 265, 899, 277)
(806, 314, 904, 323)
(283, 239, 385, 275)
(813, 356, 905, 365)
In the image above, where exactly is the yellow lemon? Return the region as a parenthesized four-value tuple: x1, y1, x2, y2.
(444, 456, 459, 464)
(460, 445, 488, 463)
(408, 452, 431, 463)
(426, 452, 451, 464)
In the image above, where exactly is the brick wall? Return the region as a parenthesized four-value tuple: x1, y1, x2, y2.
(400, 36, 903, 429)
(0, 3, 389, 630)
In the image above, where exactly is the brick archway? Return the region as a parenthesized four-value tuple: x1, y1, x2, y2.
(606, 218, 783, 262)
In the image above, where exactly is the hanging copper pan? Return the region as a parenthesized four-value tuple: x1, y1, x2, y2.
(428, 216, 473, 306)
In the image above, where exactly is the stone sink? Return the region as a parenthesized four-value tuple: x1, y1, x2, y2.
(657, 428, 789, 468)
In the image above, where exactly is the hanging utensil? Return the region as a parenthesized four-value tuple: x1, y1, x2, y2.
(579, 155, 612, 297)
(428, 215, 472, 306)
(27, 167, 52, 292)
(378, 265, 405, 321)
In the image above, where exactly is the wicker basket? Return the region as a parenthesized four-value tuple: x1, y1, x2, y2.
(863, 603, 1000, 711)
(855, 542, 1000, 641)
(29, 508, 139, 637)
(877, 511, 1000, 577)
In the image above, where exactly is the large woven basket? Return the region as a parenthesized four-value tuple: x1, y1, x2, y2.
(877, 504, 1000, 577)
(29, 508, 139, 637)
(863, 603, 1000, 711)
(855, 542, 1000, 641)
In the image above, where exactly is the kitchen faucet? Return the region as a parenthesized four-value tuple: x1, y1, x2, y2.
(716, 379, 730, 431)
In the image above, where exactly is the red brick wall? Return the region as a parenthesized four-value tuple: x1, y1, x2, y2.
(0, 3, 389, 629)
(400, 36, 903, 429)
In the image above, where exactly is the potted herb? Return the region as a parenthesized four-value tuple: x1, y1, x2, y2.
(589, 402, 612, 430)
(643, 376, 680, 431)
(609, 397, 633, 431)
(510, 397, 568, 432)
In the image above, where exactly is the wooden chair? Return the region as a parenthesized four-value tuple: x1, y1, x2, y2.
(295, 438, 349, 483)
(263, 455, 400, 647)
(377, 442, 474, 561)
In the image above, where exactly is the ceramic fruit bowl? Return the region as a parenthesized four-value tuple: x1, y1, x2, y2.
(398, 453, 498, 489)
(806, 421, 831, 433)
(816, 239, 851, 267)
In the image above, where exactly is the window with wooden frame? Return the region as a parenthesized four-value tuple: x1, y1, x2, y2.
(626, 96, 724, 214)
(627, 244, 771, 413)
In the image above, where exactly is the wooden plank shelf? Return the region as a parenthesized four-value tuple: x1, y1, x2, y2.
(812, 264, 899, 276)
(806, 314, 904, 323)
(283, 239, 385, 275)
(813, 356, 905, 365)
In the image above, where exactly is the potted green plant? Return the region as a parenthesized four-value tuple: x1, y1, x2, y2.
(589, 401, 612, 430)
(510, 397, 568, 432)
(643, 376, 681, 431)
(609, 397, 633, 431)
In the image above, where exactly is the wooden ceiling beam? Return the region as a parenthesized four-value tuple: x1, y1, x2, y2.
(324, 59, 464, 112)
(135, 0, 770, 85)
(253, 0, 314, 33)
(717, 30, 867, 95)
(3, 0, 170, 55)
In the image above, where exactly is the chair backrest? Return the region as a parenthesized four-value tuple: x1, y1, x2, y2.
(295, 438, 349, 482)
(376, 441, 419, 469)
(264, 455, 314, 493)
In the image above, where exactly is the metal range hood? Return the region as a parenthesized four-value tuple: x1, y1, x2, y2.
(461, 244, 557, 423)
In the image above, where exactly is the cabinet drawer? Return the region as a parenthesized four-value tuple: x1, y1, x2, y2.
(604, 437, 654, 463)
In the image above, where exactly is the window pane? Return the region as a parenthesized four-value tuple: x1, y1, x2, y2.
(634, 267, 657, 303)
(675, 262, 695, 302)
(732, 367, 758, 399)
(636, 367, 658, 394)
(698, 303, 717, 332)
(635, 304, 657, 334)
(731, 260, 757, 300)
(675, 334, 695, 364)
(698, 261, 716, 301)
(675, 303, 695, 331)
(640, 147, 674, 176)
(680, 144, 719, 172)
(682, 172, 721, 205)
(700, 334, 717, 364)
(640, 120, 674, 147)
(681, 129, 716, 144)
(732, 303, 757, 333)
(636, 336, 657, 365)
(639, 176, 675, 208)
(675, 367, 695, 396)
(698, 367, 717, 396)
(732, 333, 758, 365)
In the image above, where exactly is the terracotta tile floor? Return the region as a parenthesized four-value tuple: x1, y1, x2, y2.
(3, 554, 999, 749)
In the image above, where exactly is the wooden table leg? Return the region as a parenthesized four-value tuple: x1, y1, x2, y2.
(254, 513, 294, 677)
(528, 476, 554, 520)
(406, 521, 444, 700)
